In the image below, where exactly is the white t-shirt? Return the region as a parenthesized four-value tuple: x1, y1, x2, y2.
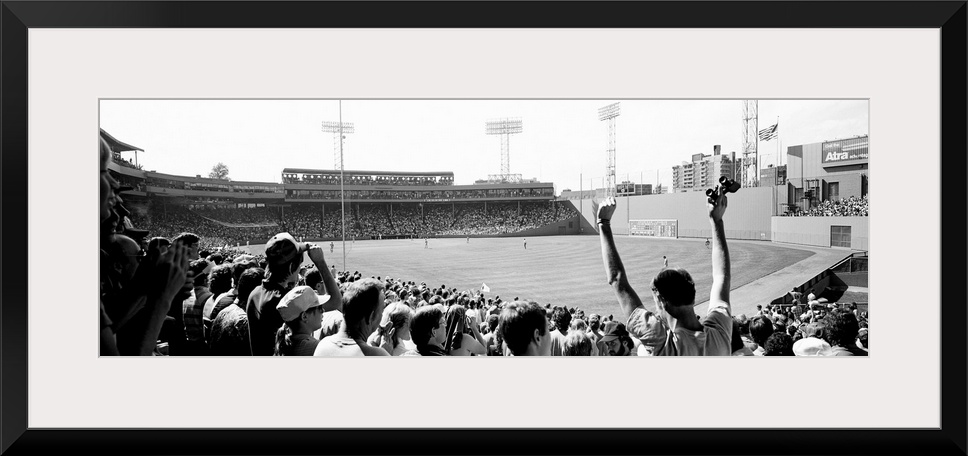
(313, 335, 364, 357)
(626, 305, 732, 356)
(391, 338, 417, 356)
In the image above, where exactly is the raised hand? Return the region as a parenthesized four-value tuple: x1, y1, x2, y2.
(306, 244, 327, 265)
(379, 320, 395, 353)
(155, 242, 190, 303)
(597, 197, 617, 222)
(708, 191, 728, 222)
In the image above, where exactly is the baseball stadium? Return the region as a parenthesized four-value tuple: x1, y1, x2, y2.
(100, 100, 869, 357)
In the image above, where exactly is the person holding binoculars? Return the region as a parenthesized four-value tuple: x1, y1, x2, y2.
(596, 182, 734, 356)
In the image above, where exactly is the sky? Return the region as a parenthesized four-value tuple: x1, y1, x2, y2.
(100, 99, 868, 194)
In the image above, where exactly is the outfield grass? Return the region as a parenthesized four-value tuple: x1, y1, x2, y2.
(246, 235, 815, 319)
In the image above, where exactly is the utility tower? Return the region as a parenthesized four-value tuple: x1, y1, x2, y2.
(322, 121, 354, 170)
(484, 118, 523, 182)
(742, 100, 758, 187)
(598, 102, 621, 198)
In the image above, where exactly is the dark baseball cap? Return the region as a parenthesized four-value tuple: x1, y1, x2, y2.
(600, 321, 630, 343)
(265, 232, 308, 267)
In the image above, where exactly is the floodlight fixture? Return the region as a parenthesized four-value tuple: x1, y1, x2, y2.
(484, 118, 523, 180)
(598, 102, 621, 121)
(322, 121, 355, 170)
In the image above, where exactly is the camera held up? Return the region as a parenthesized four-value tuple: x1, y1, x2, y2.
(706, 176, 741, 204)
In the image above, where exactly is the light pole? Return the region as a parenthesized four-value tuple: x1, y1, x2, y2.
(598, 102, 621, 198)
(321, 107, 353, 270)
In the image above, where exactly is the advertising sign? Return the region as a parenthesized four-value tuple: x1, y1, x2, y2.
(629, 219, 678, 238)
(822, 136, 869, 163)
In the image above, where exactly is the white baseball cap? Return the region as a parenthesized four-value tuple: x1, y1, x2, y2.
(276, 285, 330, 322)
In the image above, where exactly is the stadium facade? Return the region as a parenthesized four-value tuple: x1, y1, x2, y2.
(781, 135, 869, 212)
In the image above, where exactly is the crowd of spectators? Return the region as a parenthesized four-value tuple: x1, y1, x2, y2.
(787, 195, 869, 217)
(128, 205, 278, 251)
(282, 173, 453, 186)
(129, 200, 579, 247)
(285, 187, 552, 201)
(440, 202, 577, 236)
(191, 206, 281, 226)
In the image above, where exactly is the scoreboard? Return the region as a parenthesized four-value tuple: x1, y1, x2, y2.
(629, 219, 678, 238)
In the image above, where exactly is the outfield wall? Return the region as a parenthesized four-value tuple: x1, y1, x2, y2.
(566, 186, 781, 241)
(772, 216, 869, 250)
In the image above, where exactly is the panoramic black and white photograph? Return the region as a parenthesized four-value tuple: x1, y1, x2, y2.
(98, 99, 869, 357)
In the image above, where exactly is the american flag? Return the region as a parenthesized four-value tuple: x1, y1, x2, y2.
(758, 123, 778, 141)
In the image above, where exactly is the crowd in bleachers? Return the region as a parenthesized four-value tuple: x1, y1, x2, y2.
(283, 174, 453, 186)
(286, 187, 553, 201)
(128, 200, 579, 246)
(191, 206, 281, 226)
(128, 205, 278, 251)
(787, 195, 868, 217)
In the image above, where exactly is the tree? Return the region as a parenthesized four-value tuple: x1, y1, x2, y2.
(208, 162, 230, 180)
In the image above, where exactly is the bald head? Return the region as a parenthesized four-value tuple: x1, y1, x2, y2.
(106, 234, 141, 283)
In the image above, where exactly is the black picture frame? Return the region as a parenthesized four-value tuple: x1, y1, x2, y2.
(1, 2, 965, 455)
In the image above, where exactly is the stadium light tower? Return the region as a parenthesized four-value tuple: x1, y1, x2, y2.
(742, 100, 758, 187)
(322, 120, 354, 170)
(598, 102, 621, 198)
(484, 118, 523, 182)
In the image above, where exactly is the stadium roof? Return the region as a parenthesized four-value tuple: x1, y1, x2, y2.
(100, 129, 144, 153)
(282, 168, 453, 177)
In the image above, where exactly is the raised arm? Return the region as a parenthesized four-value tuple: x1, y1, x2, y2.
(597, 197, 645, 319)
(707, 193, 731, 313)
(133, 242, 190, 355)
(307, 244, 343, 312)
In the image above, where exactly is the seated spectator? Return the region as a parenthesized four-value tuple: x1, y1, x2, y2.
(597, 194, 733, 356)
(856, 328, 869, 353)
(203, 264, 233, 320)
(210, 267, 263, 356)
(209, 262, 252, 321)
(182, 257, 213, 355)
(316, 309, 345, 340)
(764, 332, 794, 356)
(315, 278, 389, 356)
(822, 310, 867, 356)
(146, 236, 171, 261)
(792, 322, 832, 356)
(749, 315, 774, 356)
(481, 315, 502, 356)
(731, 320, 755, 356)
(367, 302, 416, 356)
(562, 331, 593, 356)
(410, 305, 448, 356)
(498, 300, 551, 356)
(599, 321, 635, 356)
(274, 285, 330, 356)
(548, 307, 572, 356)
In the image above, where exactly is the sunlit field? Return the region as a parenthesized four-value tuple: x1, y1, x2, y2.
(244, 235, 815, 319)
